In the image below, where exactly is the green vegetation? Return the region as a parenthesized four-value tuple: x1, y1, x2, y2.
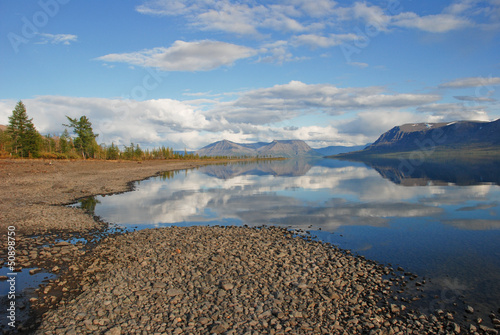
(0, 100, 240, 161)
(64, 115, 99, 159)
(6, 101, 42, 158)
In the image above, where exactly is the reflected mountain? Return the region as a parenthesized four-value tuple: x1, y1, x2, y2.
(198, 158, 315, 179)
(348, 157, 500, 186)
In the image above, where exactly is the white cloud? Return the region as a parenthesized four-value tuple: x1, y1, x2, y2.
(392, 12, 472, 33)
(417, 103, 491, 121)
(292, 33, 360, 48)
(36, 33, 77, 45)
(352, 2, 391, 30)
(290, 0, 338, 18)
(439, 76, 500, 88)
(337, 110, 418, 137)
(210, 81, 440, 125)
(454, 95, 496, 102)
(96, 40, 257, 71)
(135, 0, 199, 16)
(136, 0, 498, 47)
(348, 61, 369, 68)
(257, 40, 296, 64)
(195, 2, 264, 35)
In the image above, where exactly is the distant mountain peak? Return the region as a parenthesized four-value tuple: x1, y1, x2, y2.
(196, 139, 321, 158)
(362, 119, 500, 154)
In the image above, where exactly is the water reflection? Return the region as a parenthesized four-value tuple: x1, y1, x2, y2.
(350, 157, 500, 186)
(87, 158, 500, 317)
(78, 196, 100, 214)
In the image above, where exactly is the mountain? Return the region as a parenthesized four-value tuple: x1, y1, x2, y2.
(257, 140, 319, 158)
(361, 157, 500, 186)
(196, 140, 256, 157)
(196, 139, 321, 158)
(199, 159, 314, 179)
(314, 145, 367, 156)
(336, 119, 500, 157)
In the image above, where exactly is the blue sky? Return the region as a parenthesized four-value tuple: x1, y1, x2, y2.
(1, 0, 499, 150)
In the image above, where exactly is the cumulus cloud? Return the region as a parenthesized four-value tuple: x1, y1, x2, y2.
(96, 40, 257, 71)
(338, 110, 419, 137)
(439, 76, 500, 88)
(212, 81, 440, 125)
(417, 103, 491, 121)
(36, 33, 77, 45)
(0, 96, 220, 150)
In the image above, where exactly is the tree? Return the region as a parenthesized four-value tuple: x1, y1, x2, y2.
(7, 101, 41, 157)
(106, 143, 120, 160)
(64, 115, 98, 159)
(59, 129, 72, 154)
(0, 127, 11, 153)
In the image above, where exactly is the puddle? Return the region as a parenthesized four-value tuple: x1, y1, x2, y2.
(0, 266, 55, 331)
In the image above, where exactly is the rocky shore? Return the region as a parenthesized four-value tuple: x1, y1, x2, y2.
(1, 159, 499, 334)
(34, 225, 480, 335)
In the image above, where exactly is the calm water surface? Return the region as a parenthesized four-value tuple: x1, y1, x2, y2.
(89, 158, 500, 316)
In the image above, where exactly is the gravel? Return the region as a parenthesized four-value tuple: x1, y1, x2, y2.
(35, 225, 461, 335)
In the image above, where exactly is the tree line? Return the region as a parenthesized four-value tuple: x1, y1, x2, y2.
(0, 100, 210, 161)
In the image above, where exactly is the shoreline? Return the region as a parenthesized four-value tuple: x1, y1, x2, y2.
(0, 159, 497, 334)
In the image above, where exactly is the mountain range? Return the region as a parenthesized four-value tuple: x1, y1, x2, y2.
(196, 139, 322, 158)
(335, 119, 500, 157)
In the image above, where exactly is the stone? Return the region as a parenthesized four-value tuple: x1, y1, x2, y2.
(480, 325, 499, 335)
(29, 268, 42, 275)
(104, 326, 122, 335)
(221, 283, 234, 291)
(390, 304, 400, 314)
(166, 288, 183, 297)
(465, 305, 474, 314)
(211, 322, 229, 334)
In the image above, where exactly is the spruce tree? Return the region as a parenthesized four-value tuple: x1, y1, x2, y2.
(64, 115, 98, 159)
(59, 129, 71, 154)
(7, 101, 41, 157)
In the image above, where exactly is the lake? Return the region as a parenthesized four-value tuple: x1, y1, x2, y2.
(85, 157, 500, 318)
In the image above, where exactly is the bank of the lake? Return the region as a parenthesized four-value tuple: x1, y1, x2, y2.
(0, 159, 230, 333)
(0, 159, 498, 334)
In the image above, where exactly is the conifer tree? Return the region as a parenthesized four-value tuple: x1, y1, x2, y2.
(7, 101, 41, 157)
(59, 129, 71, 154)
(64, 115, 98, 159)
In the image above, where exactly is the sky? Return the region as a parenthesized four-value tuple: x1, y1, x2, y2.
(1, 0, 499, 150)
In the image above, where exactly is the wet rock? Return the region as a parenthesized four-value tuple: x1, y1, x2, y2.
(29, 268, 42, 275)
(480, 324, 499, 335)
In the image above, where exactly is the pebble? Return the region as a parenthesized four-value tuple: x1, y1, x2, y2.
(30, 226, 465, 334)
